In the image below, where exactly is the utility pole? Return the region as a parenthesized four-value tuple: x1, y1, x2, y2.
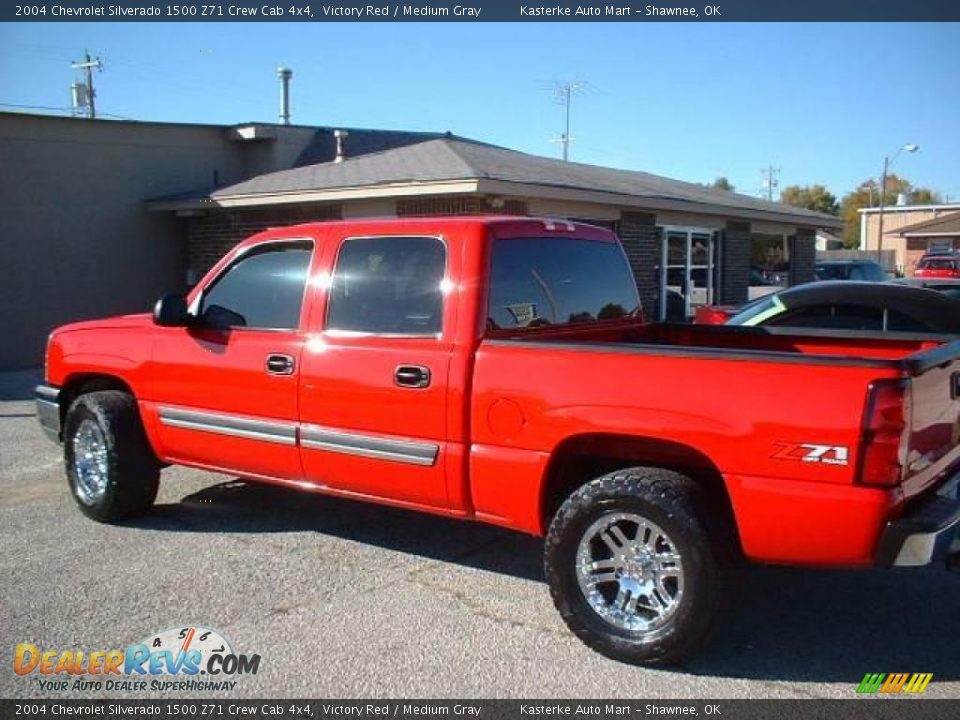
(875, 143, 918, 264)
(71, 50, 102, 119)
(760, 165, 780, 201)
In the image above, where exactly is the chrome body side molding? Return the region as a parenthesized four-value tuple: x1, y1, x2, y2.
(300, 424, 439, 466)
(158, 406, 297, 446)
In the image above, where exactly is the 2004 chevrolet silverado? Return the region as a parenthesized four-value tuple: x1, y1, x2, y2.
(36, 217, 960, 664)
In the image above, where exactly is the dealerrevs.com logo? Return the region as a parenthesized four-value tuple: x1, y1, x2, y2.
(14, 626, 261, 693)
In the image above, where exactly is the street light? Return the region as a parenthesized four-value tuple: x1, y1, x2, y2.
(876, 143, 919, 265)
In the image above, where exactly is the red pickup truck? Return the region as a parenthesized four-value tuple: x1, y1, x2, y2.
(37, 217, 960, 664)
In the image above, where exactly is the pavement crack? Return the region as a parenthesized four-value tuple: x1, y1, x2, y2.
(409, 574, 568, 637)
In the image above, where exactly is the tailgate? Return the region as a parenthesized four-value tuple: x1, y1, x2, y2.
(902, 340, 960, 499)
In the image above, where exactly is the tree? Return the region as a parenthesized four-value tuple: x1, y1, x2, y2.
(780, 184, 839, 216)
(711, 177, 734, 192)
(839, 174, 942, 248)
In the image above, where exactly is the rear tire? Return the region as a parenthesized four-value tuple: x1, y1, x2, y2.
(63, 390, 159, 522)
(544, 467, 726, 665)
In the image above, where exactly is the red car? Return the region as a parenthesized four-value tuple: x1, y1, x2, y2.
(36, 217, 960, 665)
(915, 252, 960, 279)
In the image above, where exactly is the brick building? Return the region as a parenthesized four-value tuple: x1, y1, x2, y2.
(859, 203, 960, 275)
(1, 112, 838, 369)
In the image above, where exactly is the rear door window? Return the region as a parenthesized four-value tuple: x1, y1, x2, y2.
(326, 236, 446, 335)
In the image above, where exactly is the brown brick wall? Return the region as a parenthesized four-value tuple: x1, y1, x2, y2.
(717, 221, 751, 305)
(617, 212, 661, 318)
(790, 227, 817, 286)
(186, 204, 341, 280)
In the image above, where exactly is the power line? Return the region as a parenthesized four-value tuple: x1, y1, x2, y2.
(0, 102, 72, 113)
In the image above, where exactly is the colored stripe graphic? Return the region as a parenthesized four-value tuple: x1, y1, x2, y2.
(857, 673, 885, 693)
(857, 672, 933, 694)
(880, 673, 909, 693)
(903, 673, 933, 694)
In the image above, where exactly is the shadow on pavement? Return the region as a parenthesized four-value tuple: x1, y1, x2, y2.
(131, 479, 960, 683)
(136, 479, 545, 582)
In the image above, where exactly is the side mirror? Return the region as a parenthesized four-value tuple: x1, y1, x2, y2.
(153, 293, 190, 327)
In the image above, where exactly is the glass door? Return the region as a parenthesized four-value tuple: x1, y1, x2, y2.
(658, 227, 717, 321)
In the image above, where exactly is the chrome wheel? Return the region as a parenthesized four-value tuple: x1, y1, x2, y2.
(72, 418, 109, 506)
(576, 512, 684, 634)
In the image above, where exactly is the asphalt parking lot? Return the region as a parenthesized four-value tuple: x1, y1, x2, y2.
(1, 369, 958, 700)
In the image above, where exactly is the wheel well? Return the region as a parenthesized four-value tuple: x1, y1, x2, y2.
(59, 373, 135, 423)
(540, 433, 741, 550)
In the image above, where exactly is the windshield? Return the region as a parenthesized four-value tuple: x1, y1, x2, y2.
(726, 293, 787, 326)
(920, 257, 957, 270)
(815, 262, 887, 281)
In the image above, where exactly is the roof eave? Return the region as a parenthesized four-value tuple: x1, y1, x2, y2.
(475, 179, 842, 229)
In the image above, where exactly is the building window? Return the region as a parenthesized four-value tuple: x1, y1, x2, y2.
(396, 196, 528, 217)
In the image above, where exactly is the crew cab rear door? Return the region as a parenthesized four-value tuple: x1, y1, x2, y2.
(149, 236, 317, 481)
(297, 230, 456, 509)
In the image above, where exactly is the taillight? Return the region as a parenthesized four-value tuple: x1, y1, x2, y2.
(857, 379, 909, 487)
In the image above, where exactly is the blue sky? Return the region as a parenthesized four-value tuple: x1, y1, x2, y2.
(2, 22, 958, 202)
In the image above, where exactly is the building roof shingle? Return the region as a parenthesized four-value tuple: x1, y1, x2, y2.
(212, 138, 839, 226)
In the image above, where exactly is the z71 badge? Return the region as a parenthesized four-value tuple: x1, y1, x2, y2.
(771, 442, 849, 466)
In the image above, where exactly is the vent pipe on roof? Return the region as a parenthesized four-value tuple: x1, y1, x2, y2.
(334, 129, 349, 163)
(277, 66, 292, 125)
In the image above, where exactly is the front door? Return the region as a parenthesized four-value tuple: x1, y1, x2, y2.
(150, 239, 315, 481)
(659, 227, 717, 321)
(298, 233, 454, 509)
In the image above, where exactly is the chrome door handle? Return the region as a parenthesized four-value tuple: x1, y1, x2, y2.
(266, 354, 295, 375)
(394, 365, 431, 389)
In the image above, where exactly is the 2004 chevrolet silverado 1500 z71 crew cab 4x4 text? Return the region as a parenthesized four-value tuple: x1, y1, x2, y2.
(36, 217, 960, 664)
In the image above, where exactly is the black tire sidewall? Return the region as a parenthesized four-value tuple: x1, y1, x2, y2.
(63, 392, 157, 522)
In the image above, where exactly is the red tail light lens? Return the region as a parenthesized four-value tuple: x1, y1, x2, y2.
(857, 379, 908, 487)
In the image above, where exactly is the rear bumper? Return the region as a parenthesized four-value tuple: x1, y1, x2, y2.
(35, 385, 61, 444)
(875, 473, 960, 567)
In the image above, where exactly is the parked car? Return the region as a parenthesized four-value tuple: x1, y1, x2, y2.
(814, 259, 888, 282)
(722, 281, 960, 335)
(914, 252, 960, 279)
(36, 217, 960, 665)
(890, 277, 960, 300)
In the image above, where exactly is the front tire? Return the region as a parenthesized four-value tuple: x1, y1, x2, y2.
(63, 390, 160, 522)
(544, 467, 724, 665)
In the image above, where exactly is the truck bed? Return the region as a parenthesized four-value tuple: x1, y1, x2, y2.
(487, 319, 952, 373)
(472, 318, 960, 563)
